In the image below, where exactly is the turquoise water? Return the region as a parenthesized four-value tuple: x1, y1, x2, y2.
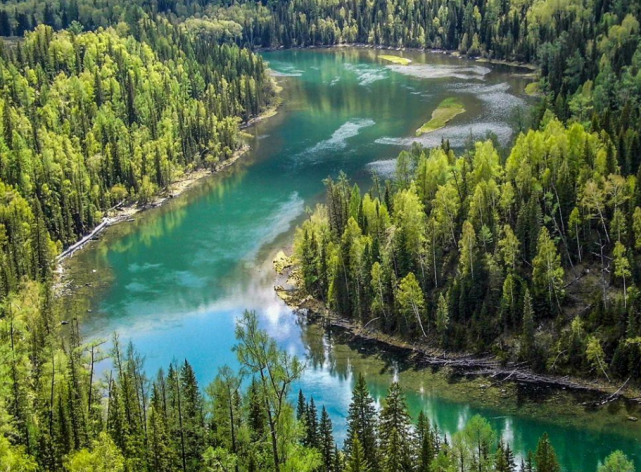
(67, 48, 640, 470)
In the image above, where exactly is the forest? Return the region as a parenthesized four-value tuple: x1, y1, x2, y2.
(295, 118, 641, 381)
(0, 0, 639, 470)
(2, 308, 635, 471)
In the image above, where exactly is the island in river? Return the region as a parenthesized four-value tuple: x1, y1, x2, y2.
(62, 47, 641, 471)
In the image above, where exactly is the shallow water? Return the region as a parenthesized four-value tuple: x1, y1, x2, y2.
(65, 48, 640, 470)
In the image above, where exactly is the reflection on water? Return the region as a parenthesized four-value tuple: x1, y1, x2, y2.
(63, 48, 640, 471)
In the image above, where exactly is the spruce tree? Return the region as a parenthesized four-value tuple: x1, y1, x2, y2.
(534, 433, 560, 472)
(346, 436, 371, 472)
(345, 374, 378, 468)
(379, 382, 414, 472)
(319, 406, 335, 471)
(416, 411, 435, 472)
(180, 360, 206, 471)
(305, 398, 320, 449)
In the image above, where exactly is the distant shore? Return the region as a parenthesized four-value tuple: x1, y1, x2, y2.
(259, 42, 538, 74)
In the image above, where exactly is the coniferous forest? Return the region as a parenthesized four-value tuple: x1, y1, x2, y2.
(0, 0, 639, 470)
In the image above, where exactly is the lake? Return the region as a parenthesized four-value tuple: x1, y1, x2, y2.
(64, 48, 640, 470)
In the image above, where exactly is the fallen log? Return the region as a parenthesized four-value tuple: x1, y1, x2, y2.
(57, 216, 124, 262)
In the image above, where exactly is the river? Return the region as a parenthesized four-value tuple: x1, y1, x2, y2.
(64, 48, 641, 470)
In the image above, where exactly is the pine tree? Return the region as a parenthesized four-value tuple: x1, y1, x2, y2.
(306, 397, 320, 449)
(534, 433, 560, 472)
(521, 289, 536, 359)
(495, 440, 509, 472)
(346, 436, 371, 472)
(379, 382, 413, 472)
(147, 402, 173, 472)
(180, 360, 206, 471)
(319, 406, 335, 472)
(247, 378, 266, 442)
(416, 411, 435, 472)
(345, 373, 378, 469)
(297, 389, 307, 421)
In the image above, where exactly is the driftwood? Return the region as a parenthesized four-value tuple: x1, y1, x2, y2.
(56, 215, 126, 262)
(598, 377, 631, 405)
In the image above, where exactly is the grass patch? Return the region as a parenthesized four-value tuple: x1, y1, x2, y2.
(380, 54, 412, 65)
(416, 97, 465, 136)
(525, 81, 541, 96)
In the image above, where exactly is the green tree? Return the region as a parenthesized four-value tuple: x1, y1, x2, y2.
(234, 310, 303, 472)
(613, 241, 631, 307)
(379, 382, 414, 472)
(534, 433, 560, 472)
(532, 228, 564, 313)
(586, 336, 610, 381)
(598, 451, 635, 472)
(459, 220, 477, 278)
(462, 415, 496, 472)
(64, 432, 125, 472)
(345, 374, 378, 468)
(319, 406, 335, 472)
(345, 437, 371, 472)
(396, 272, 427, 337)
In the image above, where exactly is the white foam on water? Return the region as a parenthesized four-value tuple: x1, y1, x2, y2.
(329, 76, 341, 86)
(344, 63, 388, 85)
(447, 82, 526, 119)
(366, 159, 397, 177)
(128, 262, 162, 273)
(387, 63, 491, 81)
(268, 61, 304, 77)
(125, 281, 155, 294)
(298, 118, 376, 162)
(270, 70, 303, 77)
(375, 122, 514, 149)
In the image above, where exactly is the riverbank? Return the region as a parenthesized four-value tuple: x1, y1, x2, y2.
(272, 251, 641, 407)
(55, 92, 282, 268)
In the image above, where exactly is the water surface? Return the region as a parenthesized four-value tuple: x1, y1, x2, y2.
(65, 48, 640, 470)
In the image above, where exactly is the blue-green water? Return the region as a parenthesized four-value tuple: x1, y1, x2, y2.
(66, 48, 640, 471)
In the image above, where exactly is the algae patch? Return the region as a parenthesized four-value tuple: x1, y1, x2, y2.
(380, 54, 412, 65)
(416, 97, 465, 135)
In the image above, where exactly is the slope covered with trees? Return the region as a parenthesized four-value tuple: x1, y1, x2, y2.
(0, 20, 273, 295)
(294, 115, 641, 383)
(4, 0, 639, 162)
